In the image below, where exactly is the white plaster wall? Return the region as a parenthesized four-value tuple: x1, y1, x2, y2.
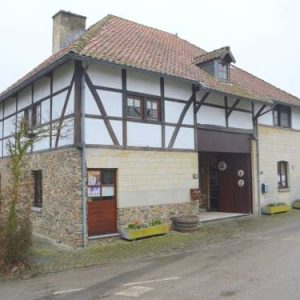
(52, 91, 67, 120)
(3, 116, 15, 137)
(228, 111, 253, 129)
(58, 118, 74, 147)
(0, 140, 2, 157)
(87, 63, 122, 89)
(173, 127, 194, 149)
(165, 126, 175, 147)
(18, 87, 32, 110)
(183, 105, 194, 125)
(33, 77, 50, 102)
(33, 130, 50, 151)
(41, 99, 51, 124)
(53, 61, 74, 93)
(85, 84, 100, 116)
(164, 79, 192, 100)
(0, 120, 2, 139)
(4, 98, 16, 117)
(85, 118, 113, 145)
(165, 101, 184, 123)
(255, 104, 273, 126)
(197, 106, 226, 127)
(111, 120, 123, 146)
(292, 108, 300, 130)
(65, 87, 74, 115)
(98, 90, 122, 117)
(127, 70, 160, 96)
(127, 122, 161, 147)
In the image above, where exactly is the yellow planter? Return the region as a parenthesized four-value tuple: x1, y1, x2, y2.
(121, 224, 170, 240)
(262, 204, 291, 215)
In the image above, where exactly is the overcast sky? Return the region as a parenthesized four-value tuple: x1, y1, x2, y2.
(0, 0, 299, 97)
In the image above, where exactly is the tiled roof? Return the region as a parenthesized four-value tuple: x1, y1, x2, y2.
(193, 46, 236, 65)
(1, 14, 300, 107)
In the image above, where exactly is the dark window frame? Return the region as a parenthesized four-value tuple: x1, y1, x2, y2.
(32, 170, 43, 208)
(277, 161, 289, 189)
(24, 103, 41, 130)
(273, 105, 291, 128)
(217, 62, 229, 81)
(126, 95, 161, 122)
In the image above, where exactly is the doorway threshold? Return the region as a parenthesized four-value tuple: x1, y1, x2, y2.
(200, 212, 248, 223)
(88, 233, 120, 240)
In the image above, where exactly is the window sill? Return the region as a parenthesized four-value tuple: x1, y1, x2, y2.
(31, 207, 42, 213)
(278, 188, 290, 193)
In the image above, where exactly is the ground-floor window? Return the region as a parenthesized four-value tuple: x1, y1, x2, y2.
(33, 170, 43, 207)
(277, 161, 288, 189)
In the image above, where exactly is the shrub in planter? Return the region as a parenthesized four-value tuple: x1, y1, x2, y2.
(261, 203, 291, 215)
(121, 220, 169, 241)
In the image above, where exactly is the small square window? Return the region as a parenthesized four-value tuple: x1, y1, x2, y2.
(127, 96, 160, 121)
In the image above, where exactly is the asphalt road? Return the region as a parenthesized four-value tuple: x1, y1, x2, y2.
(2, 221, 300, 300)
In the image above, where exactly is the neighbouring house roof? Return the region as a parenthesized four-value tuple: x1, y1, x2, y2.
(1, 14, 300, 107)
(193, 46, 236, 65)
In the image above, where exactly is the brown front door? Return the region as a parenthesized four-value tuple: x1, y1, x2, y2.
(217, 153, 252, 213)
(87, 169, 117, 236)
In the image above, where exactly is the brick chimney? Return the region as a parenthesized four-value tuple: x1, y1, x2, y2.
(52, 10, 86, 53)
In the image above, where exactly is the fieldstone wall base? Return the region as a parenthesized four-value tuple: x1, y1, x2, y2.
(118, 202, 199, 227)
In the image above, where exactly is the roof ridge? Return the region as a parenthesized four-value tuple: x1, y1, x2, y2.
(232, 65, 300, 103)
(105, 14, 207, 54)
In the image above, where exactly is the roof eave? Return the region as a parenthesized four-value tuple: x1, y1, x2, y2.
(0, 54, 72, 102)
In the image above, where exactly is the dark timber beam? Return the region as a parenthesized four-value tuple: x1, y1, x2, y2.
(224, 96, 229, 128)
(253, 104, 267, 121)
(226, 99, 241, 117)
(168, 93, 195, 148)
(85, 72, 120, 146)
(74, 61, 83, 146)
(195, 91, 210, 113)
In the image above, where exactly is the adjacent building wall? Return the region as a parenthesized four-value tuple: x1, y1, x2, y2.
(258, 125, 300, 207)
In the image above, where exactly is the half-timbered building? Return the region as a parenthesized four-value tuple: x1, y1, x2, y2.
(1, 11, 300, 246)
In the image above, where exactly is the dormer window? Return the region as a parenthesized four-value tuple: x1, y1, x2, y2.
(193, 46, 235, 82)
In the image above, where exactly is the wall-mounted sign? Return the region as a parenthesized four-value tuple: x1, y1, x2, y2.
(218, 161, 227, 171)
(238, 179, 245, 187)
(237, 169, 245, 177)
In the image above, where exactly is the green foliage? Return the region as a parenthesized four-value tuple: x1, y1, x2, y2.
(0, 118, 49, 272)
(127, 219, 164, 230)
(266, 202, 287, 207)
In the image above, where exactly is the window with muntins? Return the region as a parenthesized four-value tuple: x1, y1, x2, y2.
(273, 105, 291, 128)
(217, 62, 229, 81)
(33, 170, 43, 207)
(278, 161, 288, 189)
(127, 96, 160, 121)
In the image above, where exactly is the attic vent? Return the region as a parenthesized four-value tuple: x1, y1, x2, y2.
(52, 10, 86, 53)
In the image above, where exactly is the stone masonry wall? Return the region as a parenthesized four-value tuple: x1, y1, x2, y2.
(258, 125, 300, 207)
(0, 148, 83, 247)
(118, 202, 199, 227)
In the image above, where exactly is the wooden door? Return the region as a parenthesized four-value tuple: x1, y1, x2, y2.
(87, 169, 117, 236)
(217, 154, 252, 213)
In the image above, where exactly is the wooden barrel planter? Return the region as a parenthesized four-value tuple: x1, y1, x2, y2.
(172, 215, 199, 232)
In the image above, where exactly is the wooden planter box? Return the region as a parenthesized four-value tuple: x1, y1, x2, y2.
(120, 224, 169, 241)
(262, 204, 291, 215)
